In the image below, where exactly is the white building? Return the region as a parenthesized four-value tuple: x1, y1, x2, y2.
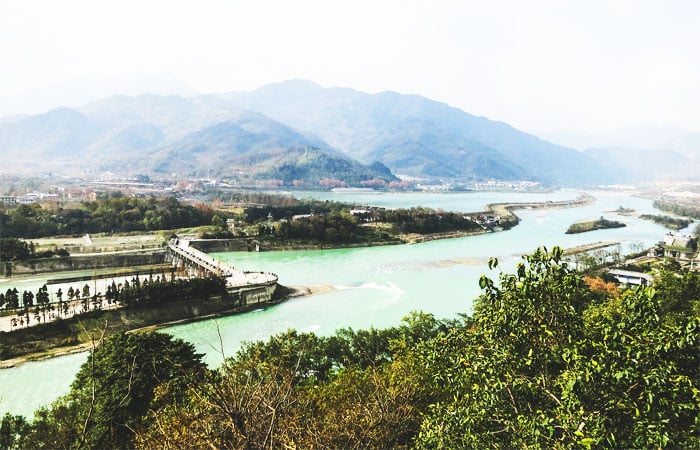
(608, 269, 654, 286)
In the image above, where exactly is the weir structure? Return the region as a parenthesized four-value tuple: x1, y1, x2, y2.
(166, 238, 279, 305)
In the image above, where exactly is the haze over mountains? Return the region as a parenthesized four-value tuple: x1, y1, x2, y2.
(1, 80, 697, 186)
(541, 126, 700, 183)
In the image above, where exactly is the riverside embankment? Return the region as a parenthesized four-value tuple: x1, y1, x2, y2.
(0, 280, 285, 367)
(1, 250, 166, 277)
(483, 193, 596, 228)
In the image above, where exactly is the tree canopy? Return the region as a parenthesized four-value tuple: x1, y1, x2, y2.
(1, 247, 698, 449)
(14, 332, 206, 449)
(0, 196, 212, 238)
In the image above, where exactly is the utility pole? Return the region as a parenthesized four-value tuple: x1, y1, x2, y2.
(0, 205, 5, 277)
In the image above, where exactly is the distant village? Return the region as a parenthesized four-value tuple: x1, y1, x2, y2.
(0, 173, 550, 206)
(0, 177, 195, 206)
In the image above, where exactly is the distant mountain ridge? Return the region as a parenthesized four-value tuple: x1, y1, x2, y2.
(147, 112, 395, 184)
(584, 147, 700, 183)
(0, 95, 397, 186)
(0, 80, 621, 186)
(220, 80, 614, 185)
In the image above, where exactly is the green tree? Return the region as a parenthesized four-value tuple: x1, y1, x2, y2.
(80, 284, 90, 312)
(0, 413, 29, 450)
(653, 269, 700, 319)
(81, 284, 90, 300)
(22, 332, 207, 449)
(55, 288, 63, 318)
(136, 313, 449, 449)
(35, 285, 50, 323)
(6, 288, 19, 310)
(415, 247, 700, 449)
(573, 287, 700, 448)
(211, 214, 224, 229)
(21, 291, 33, 326)
(416, 248, 590, 448)
(0, 238, 32, 261)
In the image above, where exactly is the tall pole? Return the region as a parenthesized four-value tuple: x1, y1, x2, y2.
(0, 205, 5, 277)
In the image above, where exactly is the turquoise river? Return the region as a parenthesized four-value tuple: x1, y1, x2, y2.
(0, 189, 691, 417)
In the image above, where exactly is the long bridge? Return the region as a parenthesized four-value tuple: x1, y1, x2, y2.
(562, 241, 620, 256)
(166, 238, 278, 288)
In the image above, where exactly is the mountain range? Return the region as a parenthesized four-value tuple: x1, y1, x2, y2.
(1, 80, 695, 187)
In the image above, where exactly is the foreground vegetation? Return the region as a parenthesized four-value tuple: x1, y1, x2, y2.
(0, 247, 697, 449)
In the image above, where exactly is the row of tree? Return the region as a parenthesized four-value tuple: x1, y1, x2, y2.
(640, 213, 693, 230)
(0, 195, 213, 238)
(247, 205, 482, 244)
(1, 247, 697, 448)
(654, 200, 700, 221)
(0, 238, 68, 262)
(369, 207, 482, 234)
(0, 285, 53, 329)
(1, 275, 228, 330)
(104, 275, 227, 307)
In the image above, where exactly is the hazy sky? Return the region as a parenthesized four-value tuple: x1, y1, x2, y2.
(1, 0, 698, 134)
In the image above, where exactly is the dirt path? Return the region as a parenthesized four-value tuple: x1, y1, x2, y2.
(0, 299, 121, 332)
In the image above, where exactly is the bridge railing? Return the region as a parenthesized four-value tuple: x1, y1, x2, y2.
(167, 239, 278, 287)
(168, 239, 236, 274)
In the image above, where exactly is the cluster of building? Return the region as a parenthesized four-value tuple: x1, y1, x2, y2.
(414, 180, 542, 192)
(0, 179, 179, 207)
(0, 192, 60, 205)
(473, 213, 501, 228)
(647, 232, 699, 262)
(608, 232, 699, 286)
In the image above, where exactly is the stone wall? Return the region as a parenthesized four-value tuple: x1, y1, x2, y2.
(229, 282, 279, 307)
(0, 251, 167, 277)
(0, 282, 285, 362)
(111, 282, 280, 327)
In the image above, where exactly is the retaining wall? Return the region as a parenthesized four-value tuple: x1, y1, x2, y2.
(189, 238, 260, 253)
(0, 251, 167, 277)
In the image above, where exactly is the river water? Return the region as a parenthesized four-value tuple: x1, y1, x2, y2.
(0, 189, 684, 417)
